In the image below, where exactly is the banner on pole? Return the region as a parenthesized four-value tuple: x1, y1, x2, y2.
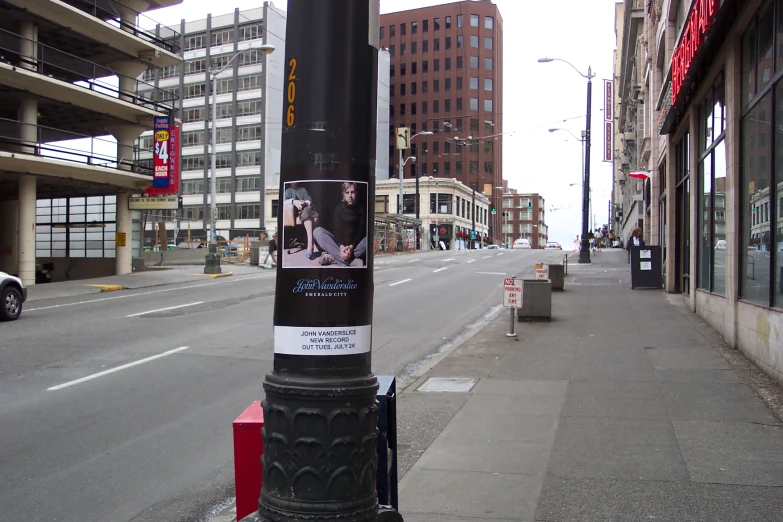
(604, 79, 613, 122)
(152, 116, 170, 188)
(146, 123, 180, 195)
(604, 121, 613, 163)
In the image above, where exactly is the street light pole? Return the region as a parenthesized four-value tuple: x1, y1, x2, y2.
(398, 131, 431, 215)
(209, 45, 274, 244)
(539, 57, 595, 263)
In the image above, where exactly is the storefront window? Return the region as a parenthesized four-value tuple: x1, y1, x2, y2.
(741, 92, 773, 305)
(698, 76, 726, 295)
(743, 22, 757, 106)
(774, 83, 783, 306)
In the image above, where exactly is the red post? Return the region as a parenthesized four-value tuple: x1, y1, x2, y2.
(233, 401, 264, 521)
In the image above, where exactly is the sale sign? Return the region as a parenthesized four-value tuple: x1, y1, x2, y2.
(146, 124, 179, 196)
(152, 115, 170, 188)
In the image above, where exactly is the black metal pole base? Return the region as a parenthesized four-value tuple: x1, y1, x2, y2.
(258, 372, 379, 522)
(578, 240, 591, 264)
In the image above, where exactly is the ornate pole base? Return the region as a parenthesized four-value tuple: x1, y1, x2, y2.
(258, 373, 379, 522)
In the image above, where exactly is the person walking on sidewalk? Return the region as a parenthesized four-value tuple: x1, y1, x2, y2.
(626, 227, 644, 262)
(261, 233, 278, 268)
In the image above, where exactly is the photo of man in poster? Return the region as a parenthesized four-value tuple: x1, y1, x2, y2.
(314, 182, 367, 267)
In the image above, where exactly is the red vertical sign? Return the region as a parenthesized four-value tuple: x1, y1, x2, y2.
(146, 123, 180, 195)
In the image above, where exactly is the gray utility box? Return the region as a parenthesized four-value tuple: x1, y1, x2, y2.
(548, 264, 565, 291)
(518, 279, 552, 321)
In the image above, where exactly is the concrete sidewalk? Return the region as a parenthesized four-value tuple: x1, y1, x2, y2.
(24, 264, 262, 303)
(397, 248, 783, 521)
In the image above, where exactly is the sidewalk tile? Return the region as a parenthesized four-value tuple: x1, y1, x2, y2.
(653, 368, 742, 383)
(459, 394, 566, 416)
(660, 382, 779, 423)
(416, 437, 551, 475)
(554, 417, 678, 448)
(645, 347, 731, 370)
(547, 442, 690, 481)
(439, 411, 559, 442)
(399, 469, 541, 520)
(470, 378, 568, 396)
(561, 396, 669, 419)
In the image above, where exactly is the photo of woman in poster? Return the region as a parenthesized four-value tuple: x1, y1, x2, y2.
(281, 180, 368, 268)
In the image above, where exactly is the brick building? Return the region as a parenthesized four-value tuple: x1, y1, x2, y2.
(499, 192, 548, 249)
(380, 0, 504, 242)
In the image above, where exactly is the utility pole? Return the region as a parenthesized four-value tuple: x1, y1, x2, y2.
(579, 67, 593, 263)
(256, 2, 388, 522)
(471, 187, 476, 250)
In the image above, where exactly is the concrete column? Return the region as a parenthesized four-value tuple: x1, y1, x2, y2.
(19, 21, 37, 71)
(665, 136, 677, 293)
(116, 192, 132, 275)
(17, 175, 36, 285)
(107, 124, 146, 171)
(108, 60, 148, 104)
(18, 98, 37, 154)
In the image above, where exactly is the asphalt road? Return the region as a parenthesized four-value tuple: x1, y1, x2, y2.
(0, 247, 566, 522)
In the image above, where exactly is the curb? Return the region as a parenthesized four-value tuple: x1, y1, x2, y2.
(194, 272, 234, 278)
(84, 284, 126, 292)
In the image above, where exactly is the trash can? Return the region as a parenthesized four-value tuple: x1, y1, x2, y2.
(250, 242, 261, 266)
(630, 246, 663, 289)
(517, 279, 552, 321)
(548, 264, 565, 291)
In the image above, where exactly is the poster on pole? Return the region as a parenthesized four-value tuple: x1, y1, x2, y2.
(152, 116, 170, 188)
(146, 124, 180, 195)
(604, 121, 613, 163)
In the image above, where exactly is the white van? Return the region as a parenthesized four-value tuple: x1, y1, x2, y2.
(512, 238, 531, 249)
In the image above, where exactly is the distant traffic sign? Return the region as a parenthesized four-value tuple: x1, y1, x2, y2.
(535, 263, 549, 280)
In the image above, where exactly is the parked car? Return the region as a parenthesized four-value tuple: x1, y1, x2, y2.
(545, 241, 562, 250)
(486, 244, 500, 250)
(1, 271, 27, 321)
(513, 238, 532, 249)
(715, 239, 726, 250)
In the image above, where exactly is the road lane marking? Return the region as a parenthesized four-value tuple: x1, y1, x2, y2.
(443, 258, 454, 262)
(47, 346, 189, 391)
(476, 271, 507, 275)
(433, 267, 448, 273)
(126, 301, 203, 317)
(389, 279, 412, 286)
(408, 259, 419, 263)
(26, 275, 269, 312)
(467, 259, 476, 264)
(496, 253, 504, 256)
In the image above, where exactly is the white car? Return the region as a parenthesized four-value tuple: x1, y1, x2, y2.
(486, 244, 500, 250)
(1, 271, 27, 321)
(545, 241, 562, 250)
(513, 238, 531, 249)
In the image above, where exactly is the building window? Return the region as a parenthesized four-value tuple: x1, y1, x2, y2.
(423, 19, 429, 32)
(433, 100, 439, 113)
(400, 103, 405, 115)
(457, 56, 463, 69)
(434, 59, 439, 72)
(401, 63, 406, 75)
(412, 62, 417, 74)
(422, 60, 428, 73)
(484, 162, 493, 175)
(456, 161, 463, 174)
(456, 98, 463, 111)
(445, 78, 451, 91)
(401, 23, 406, 35)
(445, 57, 451, 70)
(470, 14, 479, 27)
(485, 36, 493, 50)
(185, 35, 206, 51)
(470, 35, 479, 48)
(184, 83, 206, 99)
(210, 30, 233, 47)
(457, 77, 463, 90)
(485, 57, 493, 70)
(434, 38, 440, 51)
(457, 35, 463, 48)
(485, 16, 494, 29)
(411, 82, 417, 94)
(422, 80, 428, 93)
(485, 78, 493, 91)
(456, 118, 463, 132)
(390, 64, 395, 77)
(445, 99, 451, 112)
(423, 40, 429, 53)
(695, 75, 726, 295)
(380, 26, 385, 39)
(470, 97, 478, 111)
(401, 43, 406, 55)
(434, 79, 439, 92)
(433, 141, 439, 154)
(484, 140, 493, 154)
(484, 99, 493, 112)
(445, 16, 451, 29)
(431, 193, 452, 214)
(457, 14, 463, 28)
(236, 177, 260, 192)
(444, 161, 451, 175)
(446, 37, 451, 50)
(389, 45, 395, 57)
(390, 25, 396, 37)
(411, 103, 417, 115)
(470, 56, 479, 69)
(412, 21, 417, 34)
(445, 140, 451, 154)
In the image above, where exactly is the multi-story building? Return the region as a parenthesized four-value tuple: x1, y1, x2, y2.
(498, 191, 548, 249)
(136, 3, 286, 244)
(0, 0, 182, 284)
(380, 0, 504, 242)
(375, 177, 490, 250)
(614, 0, 783, 387)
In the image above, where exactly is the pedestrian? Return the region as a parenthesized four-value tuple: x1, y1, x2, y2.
(261, 233, 278, 268)
(626, 227, 644, 262)
(608, 229, 616, 247)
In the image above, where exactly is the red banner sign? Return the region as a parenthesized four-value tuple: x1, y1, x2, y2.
(671, 0, 719, 105)
(604, 121, 613, 163)
(604, 80, 613, 121)
(146, 124, 180, 196)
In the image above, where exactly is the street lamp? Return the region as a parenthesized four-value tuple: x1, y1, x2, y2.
(494, 186, 506, 247)
(398, 131, 432, 214)
(209, 44, 275, 243)
(539, 56, 595, 263)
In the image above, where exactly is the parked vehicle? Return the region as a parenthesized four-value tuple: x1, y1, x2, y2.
(545, 241, 562, 250)
(487, 244, 500, 250)
(715, 239, 726, 250)
(513, 238, 532, 249)
(1, 271, 27, 321)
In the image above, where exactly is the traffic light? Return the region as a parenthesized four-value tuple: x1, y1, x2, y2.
(528, 200, 532, 210)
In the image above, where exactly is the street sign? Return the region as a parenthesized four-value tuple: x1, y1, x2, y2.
(469, 230, 477, 240)
(535, 263, 549, 280)
(396, 127, 410, 150)
(115, 232, 127, 247)
(129, 195, 180, 210)
(503, 277, 523, 308)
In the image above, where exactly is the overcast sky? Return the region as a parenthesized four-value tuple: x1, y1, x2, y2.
(147, 0, 619, 247)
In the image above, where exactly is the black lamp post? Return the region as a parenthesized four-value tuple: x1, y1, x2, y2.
(539, 57, 595, 263)
(255, 2, 385, 522)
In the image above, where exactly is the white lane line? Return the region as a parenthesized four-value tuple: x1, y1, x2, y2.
(496, 252, 504, 256)
(443, 258, 454, 262)
(476, 271, 507, 275)
(407, 258, 419, 263)
(126, 301, 203, 318)
(48, 346, 189, 391)
(26, 275, 269, 312)
(433, 267, 448, 273)
(467, 259, 476, 264)
(389, 278, 412, 286)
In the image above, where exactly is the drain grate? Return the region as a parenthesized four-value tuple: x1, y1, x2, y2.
(417, 377, 477, 393)
(573, 278, 622, 285)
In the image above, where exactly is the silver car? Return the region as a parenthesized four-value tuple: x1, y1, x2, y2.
(1, 271, 27, 321)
